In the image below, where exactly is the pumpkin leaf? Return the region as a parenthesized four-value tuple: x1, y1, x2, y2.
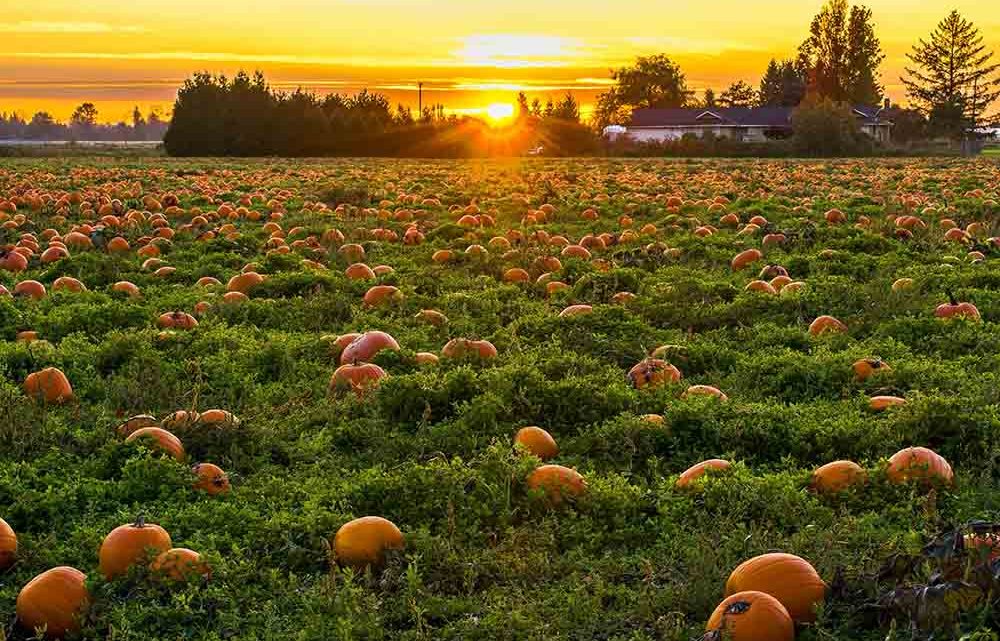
(878, 582, 983, 634)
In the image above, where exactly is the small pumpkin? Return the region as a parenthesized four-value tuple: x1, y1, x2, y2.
(198, 409, 240, 429)
(441, 338, 497, 360)
(116, 414, 159, 436)
(808, 315, 846, 336)
(676, 459, 731, 489)
(333, 516, 405, 568)
(627, 358, 681, 389)
(193, 463, 231, 495)
(705, 591, 794, 641)
(812, 460, 866, 494)
(16, 566, 90, 639)
(869, 395, 906, 410)
(935, 292, 980, 321)
(526, 465, 587, 505)
(340, 331, 400, 365)
(98, 516, 173, 579)
(725, 552, 827, 622)
(151, 548, 211, 582)
(125, 427, 185, 461)
(683, 384, 728, 401)
(226, 271, 264, 294)
(331, 362, 388, 397)
(363, 285, 403, 307)
(559, 304, 593, 318)
(514, 427, 558, 460)
(853, 358, 890, 381)
(415, 309, 448, 326)
(157, 311, 198, 329)
(731, 249, 762, 271)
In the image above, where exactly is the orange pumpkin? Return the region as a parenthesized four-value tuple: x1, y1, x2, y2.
(331, 362, 388, 397)
(808, 315, 846, 336)
(887, 446, 954, 486)
(193, 463, 231, 495)
(198, 409, 240, 429)
(869, 395, 905, 410)
(125, 427, 185, 461)
(345, 263, 376, 280)
(559, 304, 593, 318)
(812, 460, 866, 494)
(157, 311, 198, 329)
(24, 367, 73, 404)
(415, 309, 448, 326)
(0, 516, 16, 570)
(116, 414, 159, 436)
(731, 249, 763, 271)
(340, 331, 400, 364)
(14, 280, 46, 300)
(935, 294, 980, 321)
(853, 358, 890, 380)
(725, 553, 827, 622)
(676, 459, 731, 488)
(683, 384, 728, 401)
(705, 591, 794, 641)
(16, 566, 90, 638)
(151, 548, 210, 582)
(333, 516, 405, 568)
(227, 271, 264, 294)
(99, 516, 173, 579)
(627, 358, 681, 389)
(526, 465, 587, 505)
(363, 285, 403, 307)
(514, 427, 558, 460)
(441, 338, 498, 360)
(111, 281, 141, 297)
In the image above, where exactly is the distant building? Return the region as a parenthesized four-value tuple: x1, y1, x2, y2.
(617, 105, 892, 143)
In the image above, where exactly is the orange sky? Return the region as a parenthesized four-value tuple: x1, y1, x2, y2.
(1, 0, 997, 123)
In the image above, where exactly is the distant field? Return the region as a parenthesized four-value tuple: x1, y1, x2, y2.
(1, 157, 1000, 640)
(983, 147, 1000, 156)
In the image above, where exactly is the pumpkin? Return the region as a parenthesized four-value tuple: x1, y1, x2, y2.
(111, 281, 141, 297)
(853, 358, 890, 380)
(160, 410, 200, 432)
(526, 465, 587, 504)
(514, 427, 558, 460)
(16, 566, 90, 638)
(812, 460, 866, 494)
(198, 409, 240, 429)
(0, 516, 16, 570)
(503, 268, 530, 283)
(935, 293, 980, 321)
(116, 414, 159, 436)
(345, 263, 376, 280)
(705, 591, 794, 641)
(51, 276, 85, 293)
(340, 331, 400, 364)
(559, 304, 593, 318)
(415, 309, 448, 326)
(725, 552, 827, 622)
(195, 276, 222, 287)
(227, 271, 264, 293)
(808, 315, 846, 336)
(745, 280, 777, 295)
(869, 395, 905, 410)
(193, 463, 231, 495)
(627, 358, 681, 389)
(333, 516, 405, 568)
(887, 446, 954, 486)
(157, 311, 198, 329)
(14, 280, 46, 300)
(363, 285, 403, 307)
(99, 516, 173, 579)
(24, 367, 73, 404)
(151, 548, 210, 581)
(683, 384, 728, 401)
(331, 362, 388, 397)
(676, 459, 731, 488)
(441, 338, 497, 360)
(731, 249, 762, 271)
(125, 427, 185, 461)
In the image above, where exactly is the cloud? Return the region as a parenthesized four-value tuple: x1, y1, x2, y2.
(0, 21, 148, 34)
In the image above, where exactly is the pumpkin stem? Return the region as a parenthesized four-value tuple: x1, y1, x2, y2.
(946, 289, 957, 306)
(135, 514, 146, 528)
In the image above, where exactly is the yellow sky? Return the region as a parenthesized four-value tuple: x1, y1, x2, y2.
(1, 0, 997, 122)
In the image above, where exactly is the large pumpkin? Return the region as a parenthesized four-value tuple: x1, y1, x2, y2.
(706, 591, 794, 641)
(0, 516, 16, 569)
(17, 566, 90, 638)
(340, 331, 400, 365)
(333, 516, 405, 568)
(526, 465, 587, 505)
(227, 271, 264, 294)
(331, 362, 388, 397)
(125, 427, 185, 461)
(725, 553, 827, 622)
(99, 516, 173, 579)
(886, 446, 953, 486)
(193, 463, 231, 495)
(24, 367, 74, 404)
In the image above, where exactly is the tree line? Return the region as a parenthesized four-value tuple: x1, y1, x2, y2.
(162, 71, 596, 157)
(0, 104, 167, 142)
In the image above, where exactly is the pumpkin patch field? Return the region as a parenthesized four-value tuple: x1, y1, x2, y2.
(2, 156, 1000, 639)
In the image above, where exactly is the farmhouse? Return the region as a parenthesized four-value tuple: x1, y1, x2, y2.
(616, 104, 892, 143)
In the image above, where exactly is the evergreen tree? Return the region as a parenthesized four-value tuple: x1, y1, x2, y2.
(718, 81, 758, 108)
(703, 88, 717, 108)
(902, 10, 1000, 133)
(759, 59, 807, 106)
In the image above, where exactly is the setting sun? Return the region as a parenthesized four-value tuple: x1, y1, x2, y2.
(485, 102, 515, 122)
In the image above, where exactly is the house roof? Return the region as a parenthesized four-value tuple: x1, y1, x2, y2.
(628, 105, 890, 128)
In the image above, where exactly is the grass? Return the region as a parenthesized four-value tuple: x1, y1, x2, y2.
(1, 156, 1000, 640)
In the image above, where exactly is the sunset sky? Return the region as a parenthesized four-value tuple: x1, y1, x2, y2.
(1, 0, 997, 123)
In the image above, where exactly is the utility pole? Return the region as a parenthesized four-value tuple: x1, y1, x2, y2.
(418, 82, 423, 116)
